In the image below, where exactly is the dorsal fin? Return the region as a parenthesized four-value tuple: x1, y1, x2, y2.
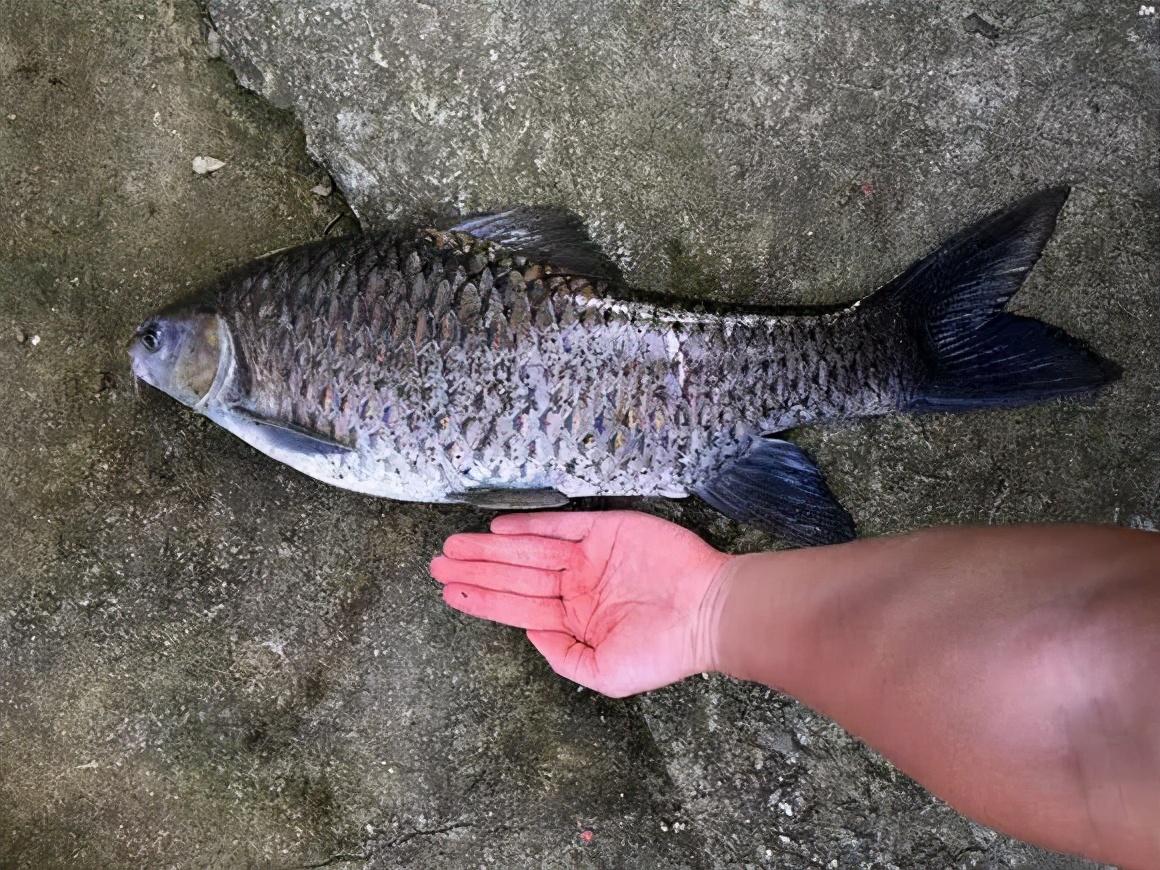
(444, 206, 621, 281)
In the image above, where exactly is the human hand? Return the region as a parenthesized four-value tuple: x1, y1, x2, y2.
(431, 511, 732, 698)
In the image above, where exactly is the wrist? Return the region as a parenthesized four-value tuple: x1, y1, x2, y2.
(692, 554, 744, 676)
(701, 551, 802, 685)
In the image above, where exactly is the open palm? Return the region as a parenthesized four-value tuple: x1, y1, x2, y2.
(431, 510, 730, 697)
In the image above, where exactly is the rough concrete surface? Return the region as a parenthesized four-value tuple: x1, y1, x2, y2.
(0, 0, 1155, 867)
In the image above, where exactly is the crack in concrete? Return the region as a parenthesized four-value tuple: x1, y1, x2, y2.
(289, 853, 370, 870)
(379, 820, 474, 849)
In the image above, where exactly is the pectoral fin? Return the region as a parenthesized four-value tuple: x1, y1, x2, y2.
(229, 407, 355, 456)
(451, 487, 570, 510)
(694, 437, 855, 547)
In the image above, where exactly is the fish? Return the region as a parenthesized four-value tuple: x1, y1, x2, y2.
(129, 187, 1118, 546)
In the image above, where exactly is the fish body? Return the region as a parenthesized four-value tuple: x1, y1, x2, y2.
(209, 229, 901, 499)
(130, 190, 1117, 545)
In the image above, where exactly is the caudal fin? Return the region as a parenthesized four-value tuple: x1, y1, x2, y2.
(873, 187, 1120, 413)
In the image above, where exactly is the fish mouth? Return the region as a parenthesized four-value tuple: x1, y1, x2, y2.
(127, 345, 144, 379)
(128, 356, 146, 399)
(127, 342, 154, 399)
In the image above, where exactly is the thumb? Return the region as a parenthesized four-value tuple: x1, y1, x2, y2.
(526, 630, 600, 690)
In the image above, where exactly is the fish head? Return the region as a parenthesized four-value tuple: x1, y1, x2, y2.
(129, 302, 226, 408)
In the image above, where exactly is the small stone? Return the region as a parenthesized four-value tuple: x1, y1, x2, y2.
(310, 177, 333, 197)
(963, 12, 1000, 39)
(206, 27, 222, 58)
(192, 155, 226, 175)
(6, 114, 14, 121)
(15, 328, 26, 343)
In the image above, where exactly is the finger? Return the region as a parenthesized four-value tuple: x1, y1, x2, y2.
(526, 630, 598, 688)
(490, 512, 596, 541)
(442, 584, 565, 631)
(442, 532, 576, 570)
(430, 556, 561, 597)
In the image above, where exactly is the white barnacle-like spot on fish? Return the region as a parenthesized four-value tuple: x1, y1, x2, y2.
(663, 328, 688, 391)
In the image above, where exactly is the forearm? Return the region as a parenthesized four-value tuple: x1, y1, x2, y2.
(711, 525, 1160, 867)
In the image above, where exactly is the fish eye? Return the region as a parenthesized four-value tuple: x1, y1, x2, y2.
(140, 327, 161, 352)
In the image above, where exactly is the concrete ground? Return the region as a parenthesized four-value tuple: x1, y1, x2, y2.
(0, 1, 1155, 867)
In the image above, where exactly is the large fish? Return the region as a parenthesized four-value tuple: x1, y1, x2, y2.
(129, 188, 1117, 545)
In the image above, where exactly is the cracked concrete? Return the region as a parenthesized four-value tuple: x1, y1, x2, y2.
(1, 0, 1156, 867)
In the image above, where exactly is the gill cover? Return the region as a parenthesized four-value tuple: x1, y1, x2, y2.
(130, 309, 227, 408)
(176, 314, 222, 404)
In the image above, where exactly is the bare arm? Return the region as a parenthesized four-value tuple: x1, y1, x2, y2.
(712, 524, 1160, 867)
(432, 512, 1160, 867)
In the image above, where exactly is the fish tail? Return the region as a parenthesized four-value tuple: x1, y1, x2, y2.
(870, 186, 1120, 413)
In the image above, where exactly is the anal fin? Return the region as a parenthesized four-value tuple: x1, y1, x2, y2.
(694, 438, 855, 547)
